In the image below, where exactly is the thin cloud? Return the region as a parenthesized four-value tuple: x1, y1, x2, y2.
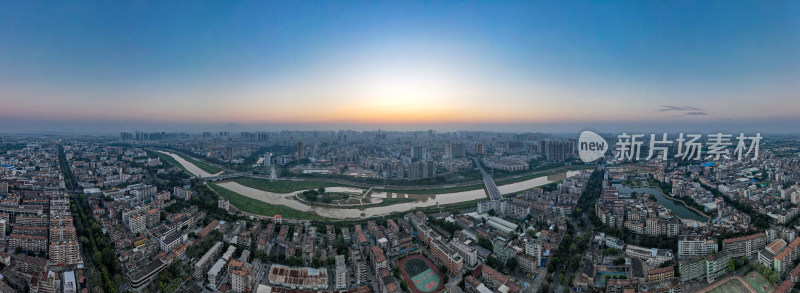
(685, 111, 708, 116)
(657, 105, 705, 112)
(658, 105, 685, 112)
(656, 105, 709, 117)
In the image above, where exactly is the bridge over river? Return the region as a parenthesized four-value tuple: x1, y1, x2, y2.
(473, 157, 502, 200)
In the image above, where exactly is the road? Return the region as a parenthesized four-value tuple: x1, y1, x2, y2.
(472, 158, 502, 200)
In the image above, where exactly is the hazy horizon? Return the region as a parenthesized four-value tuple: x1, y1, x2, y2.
(2, 118, 798, 136)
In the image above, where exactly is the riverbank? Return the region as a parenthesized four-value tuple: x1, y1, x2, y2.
(234, 177, 353, 193)
(209, 181, 484, 221)
(320, 198, 490, 227)
(210, 170, 572, 219)
(208, 183, 324, 220)
(148, 150, 190, 174)
(158, 149, 226, 174)
(240, 166, 588, 195)
(494, 165, 593, 185)
(293, 193, 415, 208)
(168, 148, 579, 220)
(155, 150, 225, 178)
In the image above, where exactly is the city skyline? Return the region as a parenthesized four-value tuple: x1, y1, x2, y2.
(1, 1, 799, 133)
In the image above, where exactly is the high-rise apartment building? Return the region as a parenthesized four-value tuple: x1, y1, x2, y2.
(411, 146, 425, 160)
(546, 141, 566, 161)
(474, 143, 485, 155)
(50, 240, 81, 265)
(445, 142, 465, 158)
(173, 186, 194, 201)
(297, 142, 304, 160)
(350, 248, 367, 285)
(335, 255, 347, 289)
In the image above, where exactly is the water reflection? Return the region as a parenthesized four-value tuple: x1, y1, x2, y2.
(612, 183, 707, 222)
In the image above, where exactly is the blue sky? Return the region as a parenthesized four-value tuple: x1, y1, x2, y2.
(1, 1, 798, 133)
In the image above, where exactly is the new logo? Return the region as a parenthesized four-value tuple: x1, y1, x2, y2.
(578, 131, 608, 163)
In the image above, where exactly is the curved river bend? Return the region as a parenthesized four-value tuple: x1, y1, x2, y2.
(160, 150, 584, 219)
(215, 171, 580, 219)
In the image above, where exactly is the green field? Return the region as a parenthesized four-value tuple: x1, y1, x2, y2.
(209, 183, 322, 220)
(707, 278, 751, 293)
(234, 177, 347, 193)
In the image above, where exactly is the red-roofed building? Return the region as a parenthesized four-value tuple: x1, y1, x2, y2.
(386, 219, 399, 234)
(480, 265, 509, 288)
(775, 279, 793, 293)
(354, 225, 369, 250)
(370, 245, 388, 272)
(198, 220, 220, 239)
(378, 268, 400, 293)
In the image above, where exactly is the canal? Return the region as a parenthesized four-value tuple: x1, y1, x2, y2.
(612, 183, 708, 222)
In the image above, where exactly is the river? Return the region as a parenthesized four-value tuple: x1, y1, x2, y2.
(214, 171, 580, 219)
(612, 183, 707, 222)
(162, 149, 584, 219)
(157, 151, 224, 178)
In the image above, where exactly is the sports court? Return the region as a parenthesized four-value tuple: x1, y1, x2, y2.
(743, 271, 773, 293)
(596, 271, 626, 287)
(398, 255, 444, 293)
(706, 277, 752, 293)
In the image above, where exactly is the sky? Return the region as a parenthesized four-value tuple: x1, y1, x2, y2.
(0, 1, 799, 134)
